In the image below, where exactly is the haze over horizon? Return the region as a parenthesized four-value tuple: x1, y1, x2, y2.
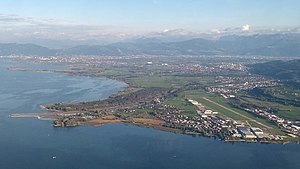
(1, 0, 300, 47)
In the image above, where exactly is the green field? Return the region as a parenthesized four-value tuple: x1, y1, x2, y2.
(165, 96, 197, 117)
(240, 97, 300, 121)
(128, 75, 214, 88)
(264, 86, 300, 101)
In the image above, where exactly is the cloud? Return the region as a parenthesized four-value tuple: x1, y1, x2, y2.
(242, 24, 250, 31)
(0, 14, 26, 22)
(0, 13, 140, 42)
(211, 28, 221, 34)
(163, 29, 170, 33)
(0, 13, 67, 26)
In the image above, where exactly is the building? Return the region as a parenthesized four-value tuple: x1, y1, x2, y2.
(251, 127, 263, 135)
(238, 127, 257, 139)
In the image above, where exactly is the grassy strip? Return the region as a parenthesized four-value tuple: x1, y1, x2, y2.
(183, 90, 287, 135)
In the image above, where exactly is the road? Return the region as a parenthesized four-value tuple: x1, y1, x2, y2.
(202, 97, 272, 129)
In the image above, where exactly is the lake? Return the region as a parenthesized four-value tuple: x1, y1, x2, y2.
(0, 59, 299, 169)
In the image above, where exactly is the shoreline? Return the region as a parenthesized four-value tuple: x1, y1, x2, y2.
(11, 113, 296, 144)
(8, 64, 299, 144)
(8, 67, 133, 87)
(11, 113, 183, 134)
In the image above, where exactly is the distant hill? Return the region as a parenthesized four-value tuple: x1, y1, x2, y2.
(216, 34, 300, 57)
(0, 43, 57, 56)
(248, 59, 300, 82)
(60, 34, 300, 57)
(1, 34, 300, 57)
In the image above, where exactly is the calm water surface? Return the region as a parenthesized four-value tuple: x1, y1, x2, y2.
(0, 59, 299, 169)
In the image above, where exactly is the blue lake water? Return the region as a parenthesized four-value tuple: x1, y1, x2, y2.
(0, 59, 300, 169)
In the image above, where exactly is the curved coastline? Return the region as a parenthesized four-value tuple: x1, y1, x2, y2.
(7, 60, 300, 144)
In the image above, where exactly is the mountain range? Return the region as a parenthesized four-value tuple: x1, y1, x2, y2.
(1, 34, 300, 57)
(249, 59, 300, 81)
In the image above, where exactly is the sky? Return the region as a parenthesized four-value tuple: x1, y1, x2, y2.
(0, 0, 300, 43)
